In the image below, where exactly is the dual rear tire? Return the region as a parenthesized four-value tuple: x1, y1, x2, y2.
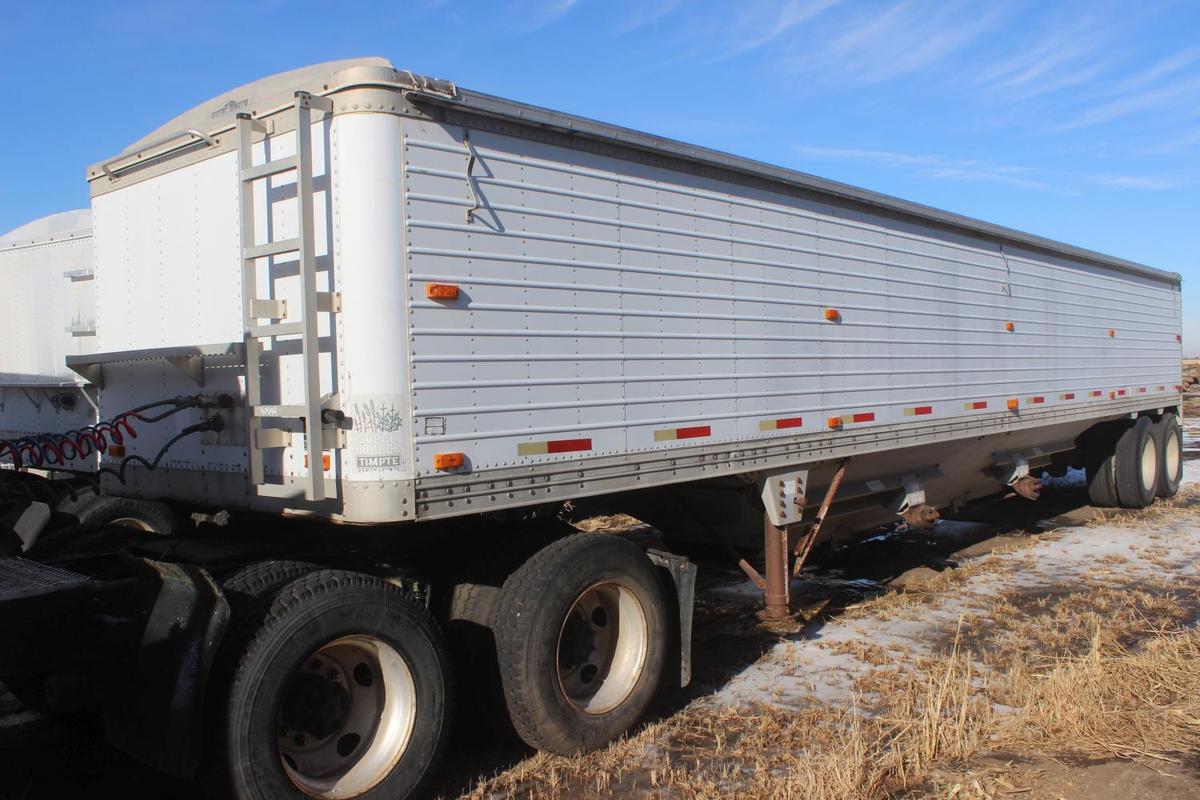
(208, 567, 453, 800)
(1086, 414, 1181, 508)
(493, 533, 670, 755)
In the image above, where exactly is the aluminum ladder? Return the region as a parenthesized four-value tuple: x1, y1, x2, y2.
(235, 91, 340, 502)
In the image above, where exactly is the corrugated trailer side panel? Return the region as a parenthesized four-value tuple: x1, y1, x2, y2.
(402, 117, 1180, 476)
(0, 224, 97, 440)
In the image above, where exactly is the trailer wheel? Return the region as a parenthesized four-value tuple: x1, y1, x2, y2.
(1083, 424, 1122, 508)
(76, 496, 183, 534)
(495, 533, 668, 755)
(1154, 413, 1183, 498)
(1114, 416, 1158, 509)
(208, 570, 452, 800)
(221, 560, 317, 611)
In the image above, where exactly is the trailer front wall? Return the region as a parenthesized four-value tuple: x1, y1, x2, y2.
(0, 225, 96, 439)
(401, 117, 1181, 476)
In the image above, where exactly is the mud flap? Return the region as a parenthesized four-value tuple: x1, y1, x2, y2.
(103, 557, 229, 779)
(646, 549, 697, 687)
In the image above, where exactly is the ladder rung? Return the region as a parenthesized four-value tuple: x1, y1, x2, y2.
(252, 404, 306, 419)
(247, 322, 303, 338)
(250, 298, 287, 319)
(255, 428, 292, 450)
(241, 156, 297, 183)
(244, 238, 300, 260)
(316, 292, 342, 313)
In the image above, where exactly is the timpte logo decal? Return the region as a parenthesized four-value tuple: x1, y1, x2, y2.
(210, 98, 249, 119)
(351, 397, 406, 472)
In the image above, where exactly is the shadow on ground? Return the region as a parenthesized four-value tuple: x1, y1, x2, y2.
(0, 484, 1101, 800)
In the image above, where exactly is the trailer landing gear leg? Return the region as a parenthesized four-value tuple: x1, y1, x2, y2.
(762, 514, 791, 620)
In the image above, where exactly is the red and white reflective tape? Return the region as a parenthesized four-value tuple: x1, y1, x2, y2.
(963, 401, 988, 410)
(1028, 396, 1046, 404)
(903, 405, 933, 416)
(1060, 392, 1076, 401)
(759, 416, 803, 431)
(828, 412, 874, 429)
(654, 425, 711, 442)
(517, 437, 592, 456)
(1089, 390, 1103, 398)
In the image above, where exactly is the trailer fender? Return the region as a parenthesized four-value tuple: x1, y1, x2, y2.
(646, 548, 697, 687)
(102, 556, 229, 779)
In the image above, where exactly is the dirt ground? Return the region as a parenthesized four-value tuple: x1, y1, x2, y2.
(2, 417, 1198, 800)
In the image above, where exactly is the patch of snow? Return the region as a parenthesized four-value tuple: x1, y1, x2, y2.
(1041, 467, 1086, 489)
(709, 514, 1200, 710)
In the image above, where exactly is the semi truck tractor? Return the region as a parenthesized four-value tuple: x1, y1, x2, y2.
(0, 57, 1183, 800)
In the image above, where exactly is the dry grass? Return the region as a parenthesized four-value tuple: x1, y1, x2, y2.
(1085, 484, 1199, 528)
(572, 514, 643, 533)
(458, 617, 1200, 800)
(454, 491, 1200, 800)
(994, 626, 1200, 763)
(459, 643, 989, 800)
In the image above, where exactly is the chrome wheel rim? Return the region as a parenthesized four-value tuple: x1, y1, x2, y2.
(1140, 435, 1158, 494)
(556, 581, 648, 715)
(278, 635, 417, 799)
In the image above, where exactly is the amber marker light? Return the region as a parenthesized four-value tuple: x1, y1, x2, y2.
(434, 452, 464, 470)
(426, 283, 460, 300)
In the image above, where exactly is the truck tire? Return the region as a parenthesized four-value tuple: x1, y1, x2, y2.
(221, 560, 317, 611)
(75, 495, 183, 534)
(207, 569, 453, 800)
(1154, 413, 1183, 498)
(29, 496, 182, 558)
(1084, 424, 1122, 508)
(495, 533, 669, 755)
(1114, 416, 1158, 509)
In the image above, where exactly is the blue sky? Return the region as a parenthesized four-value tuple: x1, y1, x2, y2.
(1, 0, 1196, 351)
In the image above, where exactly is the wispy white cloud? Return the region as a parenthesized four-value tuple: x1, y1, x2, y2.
(1143, 126, 1200, 154)
(1115, 48, 1200, 92)
(724, 0, 842, 57)
(613, 0, 682, 33)
(794, 145, 1186, 193)
(793, 145, 1054, 190)
(1054, 73, 1200, 131)
(779, 1, 1009, 85)
(1094, 174, 1182, 190)
(501, 0, 583, 33)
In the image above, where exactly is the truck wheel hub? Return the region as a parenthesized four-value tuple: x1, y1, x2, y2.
(277, 635, 418, 799)
(556, 581, 648, 715)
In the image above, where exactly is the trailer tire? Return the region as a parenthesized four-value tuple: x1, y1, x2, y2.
(29, 496, 181, 559)
(1114, 416, 1158, 509)
(495, 533, 669, 755)
(221, 560, 317, 611)
(75, 496, 183, 534)
(207, 570, 453, 800)
(1084, 426, 1122, 509)
(1154, 413, 1183, 498)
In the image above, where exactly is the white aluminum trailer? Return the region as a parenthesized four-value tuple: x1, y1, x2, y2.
(0, 210, 97, 447)
(0, 58, 1184, 800)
